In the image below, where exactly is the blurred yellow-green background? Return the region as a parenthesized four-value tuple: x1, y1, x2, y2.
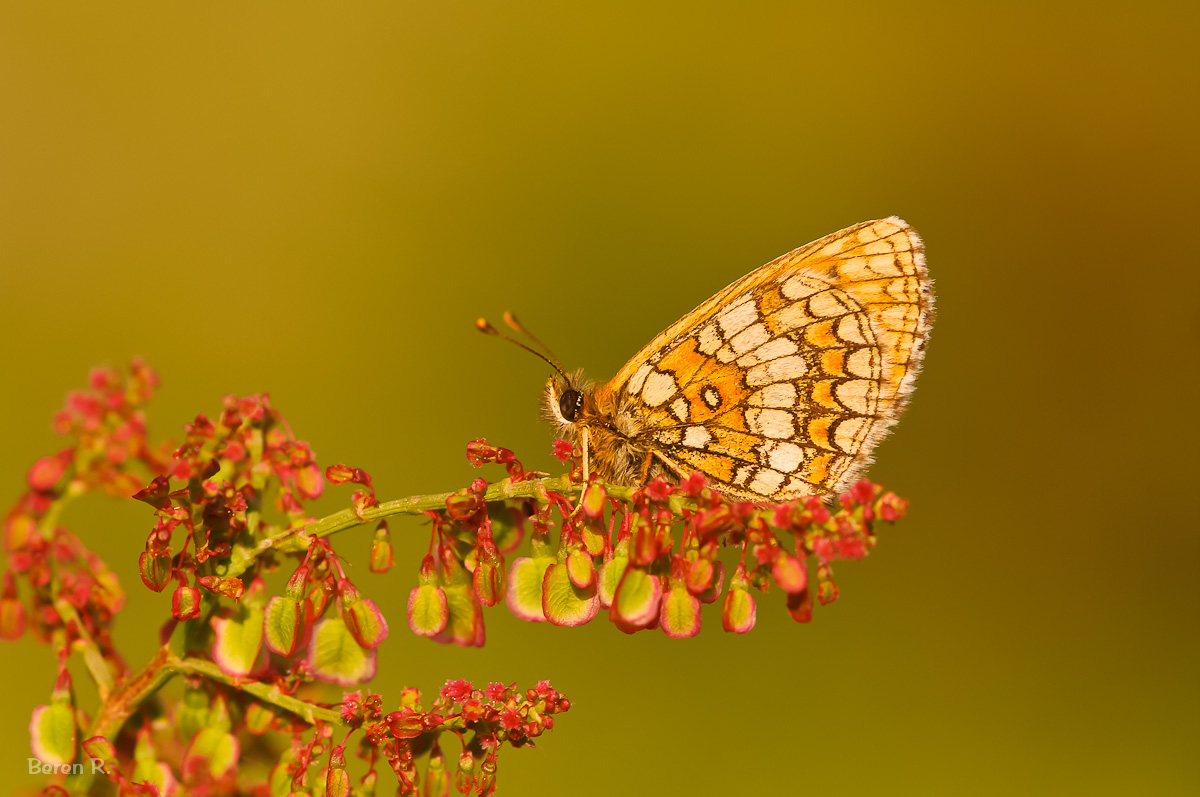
(2, 2, 1197, 794)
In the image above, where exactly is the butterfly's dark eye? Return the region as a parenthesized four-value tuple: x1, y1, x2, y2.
(559, 389, 582, 422)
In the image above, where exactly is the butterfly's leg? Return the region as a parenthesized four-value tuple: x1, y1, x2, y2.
(580, 426, 591, 482)
(637, 451, 653, 486)
(565, 427, 591, 519)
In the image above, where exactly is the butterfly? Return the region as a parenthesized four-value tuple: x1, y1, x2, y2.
(485, 218, 934, 501)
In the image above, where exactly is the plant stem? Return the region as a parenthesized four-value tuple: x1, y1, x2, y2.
(224, 473, 694, 578)
(305, 474, 581, 536)
(88, 646, 344, 742)
(223, 474, 578, 577)
(54, 599, 114, 700)
(175, 657, 343, 725)
(88, 646, 178, 741)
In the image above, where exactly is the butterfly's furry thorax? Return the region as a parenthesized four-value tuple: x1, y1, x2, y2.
(543, 371, 647, 485)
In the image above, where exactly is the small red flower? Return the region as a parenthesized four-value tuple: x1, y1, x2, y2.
(551, 438, 575, 464)
(441, 679, 474, 702)
(807, 496, 831, 525)
(644, 476, 673, 503)
(850, 479, 877, 507)
(876, 491, 909, 522)
(499, 707, 523, 730)
(340, 691, 364, 724)
(680, 472, 707, 497)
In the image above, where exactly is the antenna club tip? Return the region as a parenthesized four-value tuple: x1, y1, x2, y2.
(475, 311, 568, 379)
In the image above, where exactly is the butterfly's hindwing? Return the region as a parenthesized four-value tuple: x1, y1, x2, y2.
(610, 218, 933, 500)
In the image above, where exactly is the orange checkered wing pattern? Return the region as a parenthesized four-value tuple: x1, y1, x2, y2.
(608, 217, 934, 500)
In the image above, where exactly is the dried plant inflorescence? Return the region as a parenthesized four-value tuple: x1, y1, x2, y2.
(3, 362, 908, 795)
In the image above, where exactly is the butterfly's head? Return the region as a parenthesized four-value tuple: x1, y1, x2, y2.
(543, 370, 591, 439)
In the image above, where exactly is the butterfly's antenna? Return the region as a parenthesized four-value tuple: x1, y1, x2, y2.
(477, 317, 571, 383)
(502, 311, 566, 372)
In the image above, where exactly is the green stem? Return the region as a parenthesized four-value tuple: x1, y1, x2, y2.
(53, 599, 115, 699)
(305, 474, 581, 536)
(223, 473, 696, 578)
(175, 657, 343, 725)
(88, 646, 179, 741)
(224, 475, 574, 577)
(37, 479, 81, 538)
(88, 646, 344, 743)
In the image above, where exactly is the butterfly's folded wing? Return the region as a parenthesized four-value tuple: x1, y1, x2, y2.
(610, 217, 934, 500)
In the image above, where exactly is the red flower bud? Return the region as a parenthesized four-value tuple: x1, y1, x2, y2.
(566, 549, 595, 590)
(629, 517, 658, 566)
(474, 531, 506, 607)
(875, 491, 909, 522)
(171, 585, 202, 620)
(445, 490, 483, 520)
(27, 454, 68, 492)
(133, 475, 173, 509)
(476, 752, 498, 797)
(197, 575, 245, 600)
(3, 514, 37, 553)
(0, 571, 25, 640)
(138, 550, 172, 593)
(850, 479, 877, 507)
(685, 557, 713, 594)
(264, 595, 309, 656)
(721, 563, 756, 634)
(581, 482, 607, 518)
(456, 750, 476, 795)
(771, 554, 808, 594)
(285, 563, 310, 601)
(787, 587, 813, 623)
(294, 463, 324, 500)
(304, 575, 336, 621)
(807, 496, 831, 525)
(665, 472, 698, 498)
(386, 709, 424, 739)
(816, 563, 839, 605)
(369, 522, 394, 574)
(609, 567, 661, 630)
(693, 504, 734, 536)
(325, 464, 355, 484)
(466, 439, 503, 467)
(339, 579, 389, 649)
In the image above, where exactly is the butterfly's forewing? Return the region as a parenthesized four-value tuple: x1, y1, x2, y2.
(608, 218, 933, 500)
